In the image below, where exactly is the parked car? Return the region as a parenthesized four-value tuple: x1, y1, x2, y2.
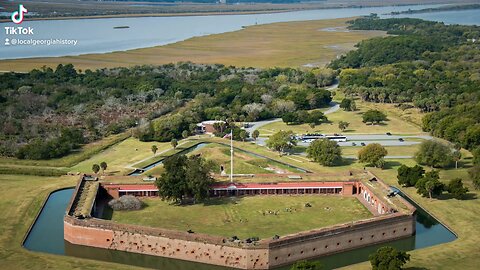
(361, 142, 366, 146)
(398, 138, 404, 142)
(352, 142, 357, 146)
(386, 132, 392, 136)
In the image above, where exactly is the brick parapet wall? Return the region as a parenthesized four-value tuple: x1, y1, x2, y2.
(64, 211, 415, 269)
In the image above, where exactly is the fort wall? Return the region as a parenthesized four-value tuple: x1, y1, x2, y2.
(64, 212, 414, 269)
(64, 174, 416, 269)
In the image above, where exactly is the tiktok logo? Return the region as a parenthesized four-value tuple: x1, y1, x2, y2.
(11, 4, 28, 24)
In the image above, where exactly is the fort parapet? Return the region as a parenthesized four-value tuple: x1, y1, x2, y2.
(64, 173, 416, 269)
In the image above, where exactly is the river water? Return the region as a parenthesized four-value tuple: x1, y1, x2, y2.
(24, 187, 456, 270)
(0, 4, 464, 60)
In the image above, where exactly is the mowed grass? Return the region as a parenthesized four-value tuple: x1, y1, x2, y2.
(69, 137, 172, 174)
(0, 18, 384, 72)
(112, 195, 372, 239)
(258, 96, 423, 136)
(141, 142, 300, 175)
(340, 145, 420, 157)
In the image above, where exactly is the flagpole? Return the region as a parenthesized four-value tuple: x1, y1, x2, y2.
(230, 129, 233, 183)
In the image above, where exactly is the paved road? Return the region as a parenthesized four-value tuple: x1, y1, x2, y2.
(255, 136, 426, 147)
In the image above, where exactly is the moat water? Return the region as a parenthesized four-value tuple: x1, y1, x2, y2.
(24, 187, 456, 269)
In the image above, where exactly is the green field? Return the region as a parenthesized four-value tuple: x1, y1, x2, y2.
(145, 142, 302, 176)
(259, 103, 423, 137)
(111, 195, 372, 239)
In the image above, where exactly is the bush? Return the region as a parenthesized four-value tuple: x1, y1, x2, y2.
(108, 195, 142, 211)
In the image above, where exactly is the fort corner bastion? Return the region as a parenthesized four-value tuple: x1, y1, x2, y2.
(64, 172, 416, 269)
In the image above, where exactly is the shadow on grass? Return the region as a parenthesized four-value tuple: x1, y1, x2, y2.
(405, 267, 429, 270)
(339, 158, 356, 166)
(436, 192, 477, 201)
(383, 161, 403, 169)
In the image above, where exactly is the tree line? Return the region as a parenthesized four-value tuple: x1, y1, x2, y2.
(0, 63, 335, 159)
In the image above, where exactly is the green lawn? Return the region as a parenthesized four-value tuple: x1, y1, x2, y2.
(141, 142, 302, 176)
(259, 91, 424, 137)
(111, 195, 372, 239)
(341, 145, 420, 157)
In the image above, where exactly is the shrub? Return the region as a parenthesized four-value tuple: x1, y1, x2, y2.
(108, 195, 142, 211)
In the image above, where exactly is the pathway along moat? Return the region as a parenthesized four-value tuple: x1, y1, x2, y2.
(24, 187, 456, 270)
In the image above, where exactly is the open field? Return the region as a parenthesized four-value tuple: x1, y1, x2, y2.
(69, 137, 173, 174)
(340, 145, 420, 157)
(0, 18, 385, 72)
(259, 96, 424, 136)
(111, 195, 372, 239)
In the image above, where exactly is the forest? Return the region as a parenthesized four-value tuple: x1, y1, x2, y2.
(0, 63, 334, 159)
(330, 17, 480, 151)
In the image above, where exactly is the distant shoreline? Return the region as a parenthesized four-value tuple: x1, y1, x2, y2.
(0, 3, 440, 23)
(385, 3, 480, 15)
(0, 9, 292, 23)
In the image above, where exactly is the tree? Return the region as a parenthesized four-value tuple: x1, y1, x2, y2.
(369, 246, 410, 270)
(100, 161, 108, 175)
(290, 260, 322, 270)
(447, 178, 469, 199)
(171, 138, 178, 149)
(362, 110, 387, 125)
(185, 155, 215, 203)
(252, 130, 260, 141)
(182, 130, 189, 139)
(266, 130, 296, 155)
(307, 139, 342, 166)
(468, 165, 480, 190)
(414, 141, 453, 168)
(239, 130, 248, 142)
(340, 98, 356, 111)
(155, 154, 214, 204)
(151, 145, 158, 156)
(415, 171, 444, 198)
(358, 143, 388, 168)
(92, 164, 100, 174)
(338, 121, 350, 132)
(306, 110, 328, 125)
(397, 165, 424, 187)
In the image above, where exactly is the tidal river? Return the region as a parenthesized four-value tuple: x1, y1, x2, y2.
(0, 4, 464, 60)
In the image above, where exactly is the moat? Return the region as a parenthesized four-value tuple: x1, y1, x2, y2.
(24, 184, 456, 270)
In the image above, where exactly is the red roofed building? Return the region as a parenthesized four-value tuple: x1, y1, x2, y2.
(102, 181, 358, 199)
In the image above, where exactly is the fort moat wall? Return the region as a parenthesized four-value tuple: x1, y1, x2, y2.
(64, 174, 416, 269)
